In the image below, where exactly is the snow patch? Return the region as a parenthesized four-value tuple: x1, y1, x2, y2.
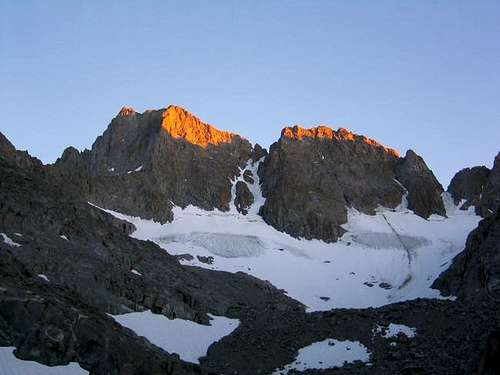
(1, 233, 21, 247)
(273, 339, 370, 374)
(60, 235, 69, 241)
(0, 347, 87, 375)
(374, 323, 416, 339)
(37, 274, 49, 282)
(127, 165, 143, 174)
(130, 269, 142, 276)
(111, 310, 239, 364)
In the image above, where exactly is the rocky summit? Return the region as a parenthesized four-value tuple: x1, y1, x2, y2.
(1, 106, 500, 375)
(258, 126, 445, 242)
(49, 105, 254, 222)
(447, 152, 500, 217)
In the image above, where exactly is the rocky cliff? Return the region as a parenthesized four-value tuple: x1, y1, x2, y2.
(49, 109, 447, 242)
(50, 105, 254, 222)
(447, 152, 500, 217)
(433, 208, 500, 302)
(0, 132, 301, 374)
(258, 126, 445, 242)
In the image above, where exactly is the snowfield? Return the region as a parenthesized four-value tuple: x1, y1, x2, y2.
(0, 347, 87, 375)
(111, 311, 239, 364)
(273, 339, 371, 374)
(98, 176, 480, 312)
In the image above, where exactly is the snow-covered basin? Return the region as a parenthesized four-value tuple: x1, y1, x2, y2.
(111, 311, 239, 364)
(0, 347, 87, 375)
(273, 339, 370, 374)
(97, 190, 479, 312)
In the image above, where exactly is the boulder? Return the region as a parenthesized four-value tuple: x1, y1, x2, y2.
(234, 181, 254, 215)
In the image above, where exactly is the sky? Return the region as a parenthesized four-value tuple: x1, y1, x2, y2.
(1, 1, 499, 186)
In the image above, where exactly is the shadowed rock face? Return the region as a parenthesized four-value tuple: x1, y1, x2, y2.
(433, 208, 500, 302)
(258, 126, 445, 242)
(50, 106, 253, 223)
(0, 132, 43, 171)
(0, 136, 302, 374)
(234, 181, 254, 215)
(447, 152, 500, 217)
(448, 166, 490, 209)
(481, 153, 500, 215)
(395, 150, 446, 218)
(47, 108, 446, 243)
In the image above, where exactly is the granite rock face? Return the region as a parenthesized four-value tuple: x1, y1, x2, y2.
(395, 150, 446, 218)
(51, 106, 254, 223)
(0, 133, 302, 374)
(481, 152, 500, 215)
(433, 208, 500, 302)
(258, 126, 445, 242)
(0, 251, 202, 375)
(0, 132, 43, 171)
(448, 166, 490, 210)
(447, 152, 500, 216)
(48, 108, 446, 243)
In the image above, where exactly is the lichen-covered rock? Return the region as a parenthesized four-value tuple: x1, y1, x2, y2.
(258, 126, 444, 242)
(432, 208, 500, 301)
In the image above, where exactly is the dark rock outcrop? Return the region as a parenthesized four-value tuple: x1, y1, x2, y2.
(433, 208, 500, 301)
(481, 152, 500, 215)
(395, 150, 446, 218)
(234, 181, 254, 215)
(448, 166, 490, 210)
(0, 250, 202, 375)
(447, 152, 500, 216)
(50, 105, 254, 223)
(0, 132, 43, 171)
(0, 136, 303, 373)
(258, 126, 445, 242)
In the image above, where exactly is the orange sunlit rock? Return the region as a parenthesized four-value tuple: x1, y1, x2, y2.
(161, 106, 237, 148)
(118, 106, 136, 117)
(281, 125, 400, 157)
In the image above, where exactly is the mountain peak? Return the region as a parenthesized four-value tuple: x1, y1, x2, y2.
(161, 105, 239, 148)
(281, 125, 400, 158)
(117, 106, 136, 117)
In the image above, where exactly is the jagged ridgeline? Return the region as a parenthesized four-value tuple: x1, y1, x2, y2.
(49, 105, 444, 242)
(1, 106, 500, 374)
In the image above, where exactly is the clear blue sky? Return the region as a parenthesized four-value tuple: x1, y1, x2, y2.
(1, 1, 499, 186)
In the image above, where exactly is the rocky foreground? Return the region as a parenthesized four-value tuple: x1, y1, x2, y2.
(1, 106, 499, 374)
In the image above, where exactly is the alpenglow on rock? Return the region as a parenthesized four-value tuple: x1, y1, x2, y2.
(258, 125, 445, 242)
(48, 106, 446, 243)
(51, 105, 254, 222)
